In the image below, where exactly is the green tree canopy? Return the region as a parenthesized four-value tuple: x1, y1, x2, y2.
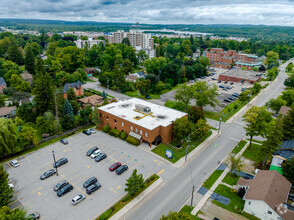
(173, 117, 195, 141)
(282, 106, 294, 140)
(24, 45, 35, 74)
(0, 165, 13, 206)
(174, 84, 194, 109)
(265, 97, 286, 114)
(192, 81, 219, 107)
(124, 169, 144, 196)
(160, 211, 193, 220)
(282, 158, 294, 184)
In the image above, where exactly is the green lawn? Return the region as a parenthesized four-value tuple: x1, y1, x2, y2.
(97, 174, 159, 220)
(203, 170, 224, 189)
(232, 140, 247, 154)
(84, 88, 115, 98)
(242, 143, 264, 163)
(179, 206, 202, 220)
(151, 131, 212, 163)
(222, 173, 240, 186)
(124, 90, 160, 100)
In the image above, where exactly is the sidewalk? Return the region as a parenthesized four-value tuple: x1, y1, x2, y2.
(191, 141, 249, 215)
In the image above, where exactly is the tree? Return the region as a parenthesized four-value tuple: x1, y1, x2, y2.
(160, 211, 193, 220)
(260, 117, 284, 166)
(16, 102, 35, 122)
(282, 158, 294, 184)
(173, 117, 195, 141)
(91, 106, 102, 127)
(67, 88, 76, 101)
(0, 206, 28, 220)
(7, 41, 23, 65)
(136, 79, 151, 98)
(284, 75, 294, 88)
(24, 45, 35, 74)
(175, 84, 193, 110)
(281, 89, 294, 106)
(63, 99, 74, 117)
(124, 169, 144, 196)
(228, 153, 244, 175)
(251, 82, 262, 95)
(265, 97, 286, 114)
(121, 59, 133, 75)
(282, 107, 294, 140)
(0, 165, 13, 206)
(19, 126, 38, 147)
(0, 94, 5, 107)
(69, 100, 80, 115)
(122, 38, 131, 46)
(192, 81, 219, 107)
(137, 50, 148, 64)
(242, 106, 272, 148)
(194, 118, 210, 138)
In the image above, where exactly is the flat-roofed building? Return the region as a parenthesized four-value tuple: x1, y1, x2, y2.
(98, 98, 187, 147)
(219, 69, 261, 84)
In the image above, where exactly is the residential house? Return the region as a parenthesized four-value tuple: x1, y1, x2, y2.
(19, 98, 33, 106)
(21, 71, 33, 85)
(0, 77, 7, 93)
(0, 106, 17, 118)
(84, 68, 96, 77)
(78, 95, 104, 108)
(237, 170, 294, 220)
(126, 74, 138, 83)
(134, 71, 146, 79)
(279, 106, 291, 116)
(63, 81, 84, 98)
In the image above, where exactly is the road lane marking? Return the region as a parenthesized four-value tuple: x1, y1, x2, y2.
(116, 186, 120, 189)
(154, 160, 158, 163)
(129, 161, 141, 170)
(157, 169, 165, 175)
(230, 137, 240, 141)
(38, 192, 41, 195)
(157, 161, 163, 166)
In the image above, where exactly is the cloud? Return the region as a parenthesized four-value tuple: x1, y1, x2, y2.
(0, 0, 293, 26)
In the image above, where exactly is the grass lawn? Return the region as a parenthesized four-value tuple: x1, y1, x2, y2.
(179, 205, 202, 220)
(86, 78, 96, 82)
(232, 140, 247, 154)
(203, 170, 224, 189)
(151, 131, 212, 163)
(124, 90, 161, 100)
(242, 143, 264, 163)
(84, 88, 115, 98)
(222, 173, 240, 186)
(97, 174, 159, 220)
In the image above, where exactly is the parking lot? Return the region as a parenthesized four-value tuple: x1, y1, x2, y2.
(5, 130, 172, 220)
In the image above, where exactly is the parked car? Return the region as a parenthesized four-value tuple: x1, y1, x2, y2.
(217, 91, 221, 95)
(200, 76, 206, 79)
(88, 128, 96, 134)
(60, 139, 68, 145)
(232, 93, 239, 97)
(57, 184, 73, 197)
(228, 97, 235, 101)
(40, 169, 56, 180)
(230, 82, 234, 85)
(10, 159, 20, 168)
(226, 86, 232, 89)
(72, 194, 86, 206)
(8, 183, 14, 189)
(83, 177, 97, 188)
(116, 165, 128, 175)
(82, 130, 91, 135)
(212, 77, 217, 80)
(224, 81, 228, 84)
(223, 88, 228, 91)
(95, 153, 107, 162)
(28, 212, 40, 219)
(87, 146, 99, 156)
(221, 103, 227, 107)
(53, 158, 68, 168)
(224, 98, 231, 103)
(109, 162, 122, 171)
(219, 85, 225, 88)
(218, 81, 221, 83)
(54, 180, 69, 191)
(86, 183, 101, 195)
(241, 88, 247, 91)
(90, 149, 101, 159)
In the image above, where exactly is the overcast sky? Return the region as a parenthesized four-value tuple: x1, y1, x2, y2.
(1, 0, 294, 26)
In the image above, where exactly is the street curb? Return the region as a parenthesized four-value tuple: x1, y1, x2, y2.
(110, 176, 163, 220)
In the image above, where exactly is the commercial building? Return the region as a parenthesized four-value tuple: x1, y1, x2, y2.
(218, 69, 261, 84)
(74, 38, 105, 49)
(98, 98, 187, 147)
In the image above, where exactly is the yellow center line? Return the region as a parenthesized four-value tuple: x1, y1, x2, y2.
(157, 169, 165, 175)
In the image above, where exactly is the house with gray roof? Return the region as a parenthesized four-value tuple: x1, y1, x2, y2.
(63, 81, 84, 98)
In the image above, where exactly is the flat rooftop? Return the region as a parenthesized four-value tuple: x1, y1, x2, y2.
(220, 69, 261, 81)
(98, 98, 187, 130)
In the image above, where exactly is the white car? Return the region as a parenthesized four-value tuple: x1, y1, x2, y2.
(10, 160, 20, 168)
(91, 150, 101, 159)
(88, 128, 96, 134)
(8, 183, 14, 189)
(72, 194, 86, 206)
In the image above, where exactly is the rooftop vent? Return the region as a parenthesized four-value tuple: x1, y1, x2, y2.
(157, 115, 166, 119)
(135, 104, 151, 113)
(135, 116, 141, 119)
(121, 103, 130, 108)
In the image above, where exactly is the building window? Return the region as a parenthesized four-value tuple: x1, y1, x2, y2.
(106, 116, 109, 121)
(122, 122, 124, 127)
(115, 127, 117, 129)
(114, 119, 117, 124)
(145, 132, 148, 137)
(135, 128, 138, 132)
(268, 211, 272, 215)
(248, 201, 251, 205)
(140, 130, 142, 135)
(131, 126, 133, 131)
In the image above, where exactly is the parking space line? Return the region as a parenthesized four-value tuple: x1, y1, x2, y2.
(57, 172, 85, 195)
(116, 186, 120, 189)
(124, 155, 135, 164)
(63, 170, 78, 178)
(52, 144, 59, 150)
(68, 173, 83, 182)
(38, 150, 46, 156)
(61, 188, 78, 200)
(71, 176, 88, 185)
(24, 155, 31, 163)
(57, 165, 73, 174)
(8, 196, 24, 206)
(129, 161, 142, 170)
(157, 169, 165, 175)
(157, 161, 163, 166)
(13, 200, 30, 210)
(7, 162, 12, 168)
(13, 190, 22, 197)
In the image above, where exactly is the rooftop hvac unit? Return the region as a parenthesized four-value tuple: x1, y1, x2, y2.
(135, 104, 151, 113)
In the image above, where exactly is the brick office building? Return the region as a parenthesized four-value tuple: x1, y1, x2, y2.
(219, 69, 262, 84)
(98, 98, 187, 147)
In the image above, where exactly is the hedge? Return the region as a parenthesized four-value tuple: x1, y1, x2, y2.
(126, 136, 140, 146)
(120, 131, 127, 139)
(99, 207, 114, 220)
(103, 125, 110, 133)
(109, 129, 121, 137)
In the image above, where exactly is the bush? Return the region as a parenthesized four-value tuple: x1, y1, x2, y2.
(99, 207, 113, 220)
(121, 194, 132, 202)
(121, 131, 127, 139)
(103, 124, 110, 133)
(109, 129, 121, 137)
(126, 136, 140, 146)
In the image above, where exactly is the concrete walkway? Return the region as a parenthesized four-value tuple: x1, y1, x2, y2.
(191, 141, 249, 215)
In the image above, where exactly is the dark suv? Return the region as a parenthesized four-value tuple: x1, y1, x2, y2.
(57, 184, 73, 197)
(116, 165, 128, 175)
(86, 183, 101, 195)
(54, 180, 69, 191)
(86, 146, 98, 156)
(83, 177, 97, 188)
(53, 158, 68, 168)
(95, 153, 107, 162)
(82, 130, 91, 135)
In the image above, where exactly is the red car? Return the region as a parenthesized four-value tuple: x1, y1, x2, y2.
(109, 162, 122, 171)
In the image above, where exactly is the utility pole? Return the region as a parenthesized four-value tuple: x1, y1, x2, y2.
(54, 92, 59, 122)
(218, 113, 223, 133)
(52, 151, 58, 176)
(247, 93, 251, 107)
(185, 139, 191, 161)
(190, 185, 195, 206)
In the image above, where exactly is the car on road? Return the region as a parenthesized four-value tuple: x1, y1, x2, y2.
(86, 183, 101, 195)
(54, 180, 69, 191)
(82, 130, 91, 135)
(224, 81, 228, 84)
(40, 169, 56, 180)
(95, 153, 107, 162)
(60, 139, 68, 145)
(53, 158, 68, 168)
(116, 165, 128, 175)
(88, 128, 96, 134)
(109, 162, 122, 171)
(10, 159, 20, 168)
(224, 98, 231, 103)
(90, 149, 101, 159)
(86, 146, 99, 156)
(83, 177, 97, 188)
(219, 85, 225, 88)
(72, 194, 86, 206)
(28, 212, 40, 219)
(57, 184, 73, 197)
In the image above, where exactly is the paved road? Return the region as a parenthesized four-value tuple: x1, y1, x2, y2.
(125, 60, 292, 220)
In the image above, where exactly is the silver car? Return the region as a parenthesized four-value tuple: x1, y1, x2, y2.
(72, 194, 86, 206)
(10, 160, 20, 168)
(88, 128, 96, 134)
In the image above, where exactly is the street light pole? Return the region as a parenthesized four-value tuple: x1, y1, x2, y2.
(190, 185, 195, 206)
(218, 113, 223, 133)
(52, 151, 58, 176)
(185, 139, 191, 162)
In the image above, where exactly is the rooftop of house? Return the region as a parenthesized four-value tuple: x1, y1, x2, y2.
(84, 67, 96, 72)
(237, 170, 291, 214)
(21, 72, 33, 80)
(63, 81, 83, 93)
(98, 98, 187, 130)
(0, 106, 17, 117)
(279, 106, 291, 116)
(220, 69, 261, 80)
(235, 60, 262, 66)
(78, 94, 103, 105)
(0, 77, 6, 85)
